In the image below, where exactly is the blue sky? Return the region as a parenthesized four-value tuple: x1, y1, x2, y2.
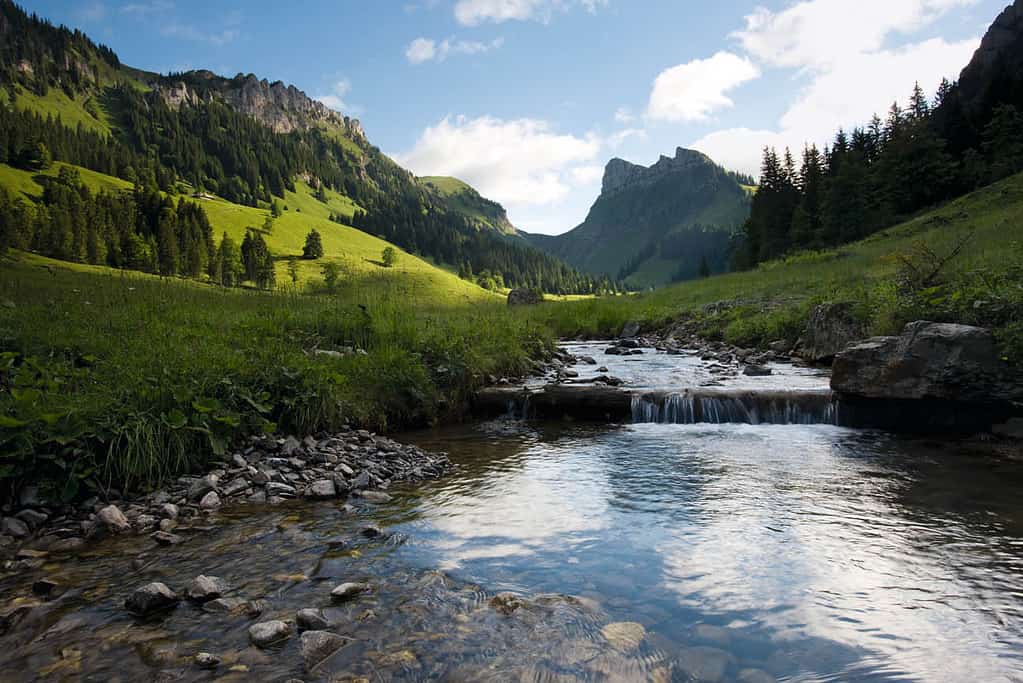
(24, 0, 1007, 234)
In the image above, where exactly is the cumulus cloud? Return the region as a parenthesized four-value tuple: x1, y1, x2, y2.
(454, 0, 607, 26)
(570, 165, 605, 184)
(733, 0, 978, 69)
(395, 115, 601, 206)
(646, 51, 760, 122)
(613, 107, 635, 124)
(315, 79, 352, 113)
(690, 37, 979, 176)
(406, 37, 505, 64)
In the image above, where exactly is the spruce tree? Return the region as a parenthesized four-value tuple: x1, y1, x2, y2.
(302, 228, 324, 259)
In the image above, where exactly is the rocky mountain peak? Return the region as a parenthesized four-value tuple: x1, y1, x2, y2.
(957, 0, 1023, 113)
(601, 147, 714, 196)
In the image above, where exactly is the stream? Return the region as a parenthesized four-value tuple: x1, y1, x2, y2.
(1, 345, 1022, 681)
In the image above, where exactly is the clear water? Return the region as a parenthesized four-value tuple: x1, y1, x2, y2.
(2, 349, 1022, 681)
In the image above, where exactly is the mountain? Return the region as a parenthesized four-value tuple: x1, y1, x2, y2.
(421, 176, 518, 236)
(0, 0, 602, 295)
(523, 148, 752, 288)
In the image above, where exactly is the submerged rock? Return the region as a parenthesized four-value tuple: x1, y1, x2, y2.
(675, 645, 736, 683)
(125, 582, 180, 615)
(331, 582, 369, 601)
(601, 621, 646, 651)
(300, 630, 348, 671)
(248, 620, 292, 648)
(296, 608, 329, 631)
(489, 592, 525, 615)
(195, 652, 221, 670)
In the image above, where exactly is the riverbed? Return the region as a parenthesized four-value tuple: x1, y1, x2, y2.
(1, 347, 1021, 681)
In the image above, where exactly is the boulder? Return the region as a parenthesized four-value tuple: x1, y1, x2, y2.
(331, 582, 369, 601)
(507, 289, 544, 306)
(199, 491, 222, 510)
(304, 479, 336, 500)
(300, 630, 348, 671)
(248, 620, 292, 648)
(125, 582, 180, 615)
(185, 575, 231, 602)
(296, 608, 330, 631)
(1, 517, 29, 539)
(97, 505, 130, 533)
(832, 321, 1023, 403)
(742, 364, 772, 377)
(798, 302, 867, 363)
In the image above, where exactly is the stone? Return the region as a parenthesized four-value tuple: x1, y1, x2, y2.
(738, 668, 777, 683)
(281, 436, 302, 455)
(151, 530, 183, 546)
(359, 490, 392, 503)
(605, 346, 625, 355)
(330, 582, 369, 601)
(767, 339, 791, 354)
(187, 474, 219, 501)
(186, 575, 231, 602)
(32, 578, 60, 596)
(692, 624, 732, 647)
(266, 482, 297, 497)
(489, 592, 525, 615)
(350, 471, 371, 489)
(675, 646, 735, 683)
(231, 453, 248, 468)
(296, 608, 330, 631)
(360, 525, 383, 538)
(578, 355, 597, 365)
(248, 620, 292, 648)
(305, 479, 336, 500)
(160, 503, 179, 519)
(16, 509, 48, 531)
(300, 630, 348, 671)
(742, 364, 772, 377)
(832, 321, 1023, 403)
(202, 597, 248, 614)
(221, 478, 251, 497)
(507, 288, 544, 306)
(798, 302, 867, 363)
(993, 417, 1023, 439)
(621, 321, 641, 338)
(125, 582, 180, 616)
(199, 491, 222, 510)
(97, 505, 130, 533)
(601, 622, 646, 651)
(1, 517, 29, 539)
(195, 652, 221, 670)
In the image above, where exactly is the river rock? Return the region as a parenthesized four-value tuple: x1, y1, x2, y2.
(798, 302, 867, 363)
(125, 582, 180, 615)
(331, 582, 369, 601)
(300, 630, 348, 671)
(296, 608, 329, 631)
(195, 652, 221, 670)
(266, 482, 297, 498)
(605, 346, 625, 355)
(578, 356, 597, 365)
(832, 321, 1023, 403)
(738, 668, 777, 683)
(304, 479, 336, 499)
(1, 517, 29, 539)
(249, 620, 292, 648)
(281, 436, 302, 455)
(151, 530, 183, 545)
(675, 646, 736, 683)
(489, 593, 525, 615)
(994, 417, 1023, 439)
(187, 474, 219, 501)
(742, 364, 772, 377)
(97, 505, 130, 533)
(199, 491, 222, 510)
(16, 509, 48, 531)
(507, 288, 543, 306)
(359, 490, 392, 503)
(186, 575, 231, 602)
(601, 622, 646, 651)
(621, 321, 641, 338)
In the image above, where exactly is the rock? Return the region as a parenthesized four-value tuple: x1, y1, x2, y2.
(798, 302, 867, 363)
(248, 620, 292, 648)
(150, 530, 183, 546)
(1, 517, 29, 539)
(742, 364, 772, 377)
(360, 525, 383, 538)
(350, 471, 371, 489)
(507, 288, 544, 306)
(994, 417, 1023, 439)
(767, 339, 791, 354)
(221, 477, 251, 497)
(597, 366, 609, 373)
(359, 490, 391, 503)
(605, 346, 625, 355)
(187, 474, 219, 501)
(832, 321, 1023, 403)
(32, 578, 61, 596)
(266, 482, 297, 498)
(160, 503, 179, 520)
(331, 582, 369, 601)
(300, 630, 348, 671)
(738, 668, 777, 683)
(97, 505, 130, 533)
(15, 509, 48, 531)
(675, 646, 736, 683)
(186, 575, 231, 602)
(304, 479, 336, 500)
(202, 597, 248, 614)
(296, 608, 330, 631)
(621, 321, 641, 338)
(125, 582, 180, 616)
(199, 491, 222, 510)
(281, 436, 302, 455)
(231, 453, 248, 468)
(601, 622, 646, 651)
(578, 355, 597, 365)
(489, 593, 525, 615)
(195, 652, 221, 670)
(692, 624, 732, 647)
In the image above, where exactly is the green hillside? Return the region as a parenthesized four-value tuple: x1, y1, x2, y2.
(421, 176, 518, 236)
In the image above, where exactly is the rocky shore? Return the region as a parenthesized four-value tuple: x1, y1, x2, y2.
(0, 429, 452, 570)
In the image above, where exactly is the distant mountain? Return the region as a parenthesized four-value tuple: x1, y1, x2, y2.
(522, 148, 752, 288)
(421, 176, 518, 236)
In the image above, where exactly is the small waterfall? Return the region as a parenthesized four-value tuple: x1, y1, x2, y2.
(631, 389, 840, 426)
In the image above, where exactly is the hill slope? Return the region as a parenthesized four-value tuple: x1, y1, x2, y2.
(421, 176, 518, 236)
(523, 148, 750, 288)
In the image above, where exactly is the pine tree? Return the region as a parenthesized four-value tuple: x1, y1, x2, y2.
(302, 228, 324, 259)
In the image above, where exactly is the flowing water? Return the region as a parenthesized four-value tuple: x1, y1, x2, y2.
(2, 348, 1023, 681)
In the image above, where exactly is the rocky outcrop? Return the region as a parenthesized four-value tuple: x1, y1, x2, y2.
(832, 321, 1023, 403)
(797, 302, 867, 363)
(154, 70, 366, 139)
(956, 0, 1023, 117)
(601, 148, 717, 197)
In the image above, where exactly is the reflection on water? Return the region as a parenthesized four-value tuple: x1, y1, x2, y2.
(1, 420, 1022, 681)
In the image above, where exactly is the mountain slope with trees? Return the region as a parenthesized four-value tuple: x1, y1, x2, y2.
(523, 148, 752, 288)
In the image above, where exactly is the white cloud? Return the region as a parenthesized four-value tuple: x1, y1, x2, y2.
(690, 37, 980, 176)
(454, 0, 606, 26)
(570, 165, 604, 184)
(395, 115, 601, 206)
(77, 2, 107, 21)
(406, 37, 504, 64)
(607, 127, 646, 148)
(315, 79, 353, 113)
(613, 107, 634, 124)
(647, 51, 760, 122)
(733, 0, 978, 69)
(121, 0, 173, 15)
(161, 23, 238, 45)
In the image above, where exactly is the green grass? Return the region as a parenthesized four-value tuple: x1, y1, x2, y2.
(6, 85, 113, 135)
(0, 162, 132, 200)
(421, 175, 517, 235)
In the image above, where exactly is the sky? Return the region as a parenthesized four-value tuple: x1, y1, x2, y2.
(23, 0, 1008, 234)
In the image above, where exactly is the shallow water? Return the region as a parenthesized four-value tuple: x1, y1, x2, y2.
(2, 351, 1022, 681)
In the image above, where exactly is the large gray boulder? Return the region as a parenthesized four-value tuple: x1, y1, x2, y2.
(507, 289, 543, 306)
(832, 321, 1023, 403)
(798, 302, 867, 363)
